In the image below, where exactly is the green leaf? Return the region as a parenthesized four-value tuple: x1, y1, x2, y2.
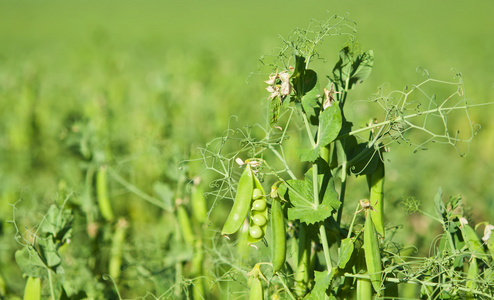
(348, 50, 374, 89)
(304, 271, 333, 299)
(347, 142, 380, 175)
(433, 187, 445, 220)
(332, 46, 374, 90)
(300, 69, 320, 125)
(39, 205, 73, 244)
(15, 248, 47, 278)
(279, 162, 340, 224)
(338, 238, 354, 269)
(153, 181, 174, 212)
(332, 47, 352, 86)
(38, 238, 62, 268)
(298, 104, 342, 162)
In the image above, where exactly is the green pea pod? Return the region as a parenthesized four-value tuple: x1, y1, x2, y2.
(364, 212, 382, 294)
(356, 276, 372, 300)
(237, 219, 251, 263)
(271, 186, 286, 273)
(23, 277, 41, 300)
(466, 257, 478, 299)
(249, 265, 264, 300)
(190, 240, 205, 300)
(222, 164, 254, 236)
(294, 224, 311, 297)
(109, 218, 129, 280)
(96, 165, 114, 222)
(191, 183, 208, 224)
(367, 160, 384, 237)
(248, 175, 268, 244)
(177, 205, 195, 247)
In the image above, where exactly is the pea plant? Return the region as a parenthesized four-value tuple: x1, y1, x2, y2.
(200, 16, 494, 299)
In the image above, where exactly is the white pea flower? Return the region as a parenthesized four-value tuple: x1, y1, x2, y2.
(265, 70, 293, 100)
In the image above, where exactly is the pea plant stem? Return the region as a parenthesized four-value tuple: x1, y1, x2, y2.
(337, 104, 479, 141)
(343, 273, 492, 298)
(334, 140, 348, 225)
(277, 273, 297, 300)
(108, 167, 171, 212)
(303, 114, 333, 275)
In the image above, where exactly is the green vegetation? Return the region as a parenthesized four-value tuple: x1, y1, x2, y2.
(0, 1, 493, 299)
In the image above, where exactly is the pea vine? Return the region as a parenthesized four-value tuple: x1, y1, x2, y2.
(198, 16, 493, 299)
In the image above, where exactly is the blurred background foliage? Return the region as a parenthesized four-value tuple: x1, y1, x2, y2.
(0, 0, 493, 298)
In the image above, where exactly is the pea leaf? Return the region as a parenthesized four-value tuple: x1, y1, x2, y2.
(304, 270, 333, 299)
(15, 247, 47, 278)
(433, 187, 446, 220)
(279, 161, 340, 224)
(38, 237, 62, 268)
(332, 46, 374, 90)
(300, 69, 320, 125)
(298, 104, 342, 162)
(338, 238, 354, 269)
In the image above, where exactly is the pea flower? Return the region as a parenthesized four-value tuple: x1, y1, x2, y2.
(265, 70, 292, 100)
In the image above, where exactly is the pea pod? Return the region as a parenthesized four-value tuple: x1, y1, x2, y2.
(356, 276, 372, 300)
(248, 175, 268, 244)
(366, 160, 384, 237)
(109, 218, 129, 280)
(96, 165, 114, 222)
(271, 185, 286, 273)
(23, 277, 41, 300)
(222, 164, 254, 236)
(191, 181, 208, 224)
(249, 265, 264, 300)
(364, 211, 382, 294)
(177, 205, 195, 247)
(466, 257, 478, 299)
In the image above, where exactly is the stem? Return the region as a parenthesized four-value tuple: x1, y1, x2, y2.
(268, 145, 297, 180)
(312, 163, 333, 274)
(347, 202, 362, 239)
(108, 167, 171, 211)
(343, 273, 492, 298)
(302, 113, 316, 148)
(319, 224, 333, 274)
(277, 273, 297, 300)
(47, 269, 55, 300)
(312, 165, 319, 206)
(337, 104, 480, 141)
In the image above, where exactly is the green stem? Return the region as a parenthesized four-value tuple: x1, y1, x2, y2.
(319, 224, 333, 274)
(343, 273, 492, 298)
(313, 162, 333, 274)
(108, 167, 171, 211)
(302, 113, 316, 148)
(337, 162, 347, 225)
(268, 145, 297, 180)
(347, 201, 362, 239)
(277, 273, 297, 300)
(47, 269, 55, 300)
(337, 104, 480, 141)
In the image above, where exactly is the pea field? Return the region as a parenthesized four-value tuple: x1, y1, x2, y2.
(1, 1, 494, 299)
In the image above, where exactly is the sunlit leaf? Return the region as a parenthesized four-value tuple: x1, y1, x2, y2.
(304, 270, 333, 299)
(338, 238, 354, 269)
(279, 162, 340, 224)
(332, 46, 374, 90)
(299, 104, 342, 162)
(15, 248, 47, 278)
